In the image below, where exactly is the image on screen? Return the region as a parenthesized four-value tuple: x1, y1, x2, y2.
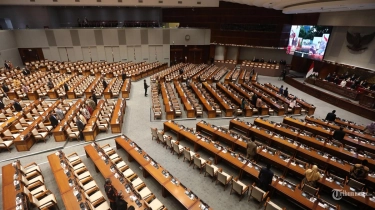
(286, 25, 332, 61)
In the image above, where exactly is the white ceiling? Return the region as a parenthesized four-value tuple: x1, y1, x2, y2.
(222, 0, 375, 14)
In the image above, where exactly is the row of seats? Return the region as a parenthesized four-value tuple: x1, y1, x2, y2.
(150, 63, 186, 82)
(176, 81, 203, 117)
(193, 82, 222, 116)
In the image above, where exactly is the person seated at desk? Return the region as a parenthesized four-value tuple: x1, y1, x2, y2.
(260, 58, 264, 63)
(339, 80, 347, 88)
(86, 97, 96, 110)
(21, 84, 29, 94)
(47, 78, 54, 90)
(49, 113, 59, 128)
(22, 68, 30, 75)
(289, 97, 297, 108)
(278, 85, 284, 95)
(81, 106, 91, 120)
(258, 164, 274, 191)
(63, 83, 69, 92)
(268, 59, 272, 63)
(13, 99, 22, 112)
(251, 93, 258, 106)
(246, 136, 257, 160)
(256, 97, 263, 109)
(364, 122, 375, 134)
(325, 73, 331, 81)
(370, 84, 375, 91)
(325, 110, 336, 122)
(54, 107, 64, 120)
(350, 159, 369, 182)
(359, 80, 367, 88)
(2, 82, 9, 92)
(332, 127, 345, 141)
(122, 71, 127, 81)
(302, 165, 321, 188)
(333, 76, 340, 84)
(13, 77, 21, 88)
(3, 96, 12, 106)
(0, 97, 4, 110)
(349, 74, 357, 81)
(283, 87, 289, 97)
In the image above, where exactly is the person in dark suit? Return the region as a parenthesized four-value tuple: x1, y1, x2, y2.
(104, 178, 118, 210)
(258, 164, 274, 191)
(333, 127, 346, 141)
(64, 83, 69, 92)
(4, 60, 10, 70)
(278, 85, 284, 95)
(325, 110, 336, 122)
(13, 99, 22, 112)
(47, 78, 54, 89)
(122, 71, 127, 81)
(76, 116, 85, 140)
(2, 83, 9, 92)
(102, 79, 108, 90)
(0, 98, 4, 110)
(22, 68, 30, 75)
(49, 113, 59, 128)
(251, 93, 258, 106)
(91, 94, 97, 105)
(260, 58, 264, 63)
(144, 79, 149, 97)
(116, 191, 128, 210)
(283, 87, 289, 97)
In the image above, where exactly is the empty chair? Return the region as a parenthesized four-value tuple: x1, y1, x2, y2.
(83, 187, 106, 204)
(151, 127, 158, 142)
(204, 161, 219, 181)
(263, 198, 286, 210)
(191, 154, 206, 173)
(38, 122, 53, 133)
(32, 128, 49, 143)
(0, 137, 14, 152)
(30, 190, 59, 210)
(66, 127, 80, 141)
(96, 120, 109, 133)
(183, 148, 195, 166)
(137, 185, 152, 200)
(230, 177, 250, 201)
(248, 183, 269, 206)
(347, 178, 365, 191)
(172, 141, 184, 158)
(3, 129, 20, 140)
(216, 169, 232, 190)
(144, 195, 164, 210)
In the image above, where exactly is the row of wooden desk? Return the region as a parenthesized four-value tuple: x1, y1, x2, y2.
(263, 82, 316, 115)
(115, 136, 212, 210)
(164, 120, 375, 209)
(67, 75, 88, 99)
(47, 153, 90, 210)
(191, 83, 216, 118)
(162, 121, 339, 209)
(202, 82, 234, 117)
(173, 80, 196, 118)
(121, 78, 131, 99)
(216, 82, 253, 117)
(110, 99, 126, 133)
(284, 117, 375, 154)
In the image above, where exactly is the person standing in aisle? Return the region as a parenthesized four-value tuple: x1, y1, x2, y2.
(144, 79, 149, 96)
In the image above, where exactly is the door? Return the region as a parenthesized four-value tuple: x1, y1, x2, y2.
(18, 48, 44, 64)
(105, 46, 121, 62)
(42, 48, 52, 61)
(66, 47, 76, 62)
(127, 46, 142, 62)
(149, 45, 163, 63)
(82, 47, 98, 62)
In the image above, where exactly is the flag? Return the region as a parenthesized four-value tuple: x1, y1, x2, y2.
(305, 62, 314, 78)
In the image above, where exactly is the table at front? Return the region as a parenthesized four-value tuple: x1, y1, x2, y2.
(47, 154, 86, 210)
(115, 137, 212, 210)
(84, 144, 147, 209)
(2, 164, 30, 210)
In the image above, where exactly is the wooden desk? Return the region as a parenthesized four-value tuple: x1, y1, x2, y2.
(103, 78, 116, 99)
(161, 82, 175, 120)
(2, 164, 29, 210)
(216, 82, 253, 117)
(115, 137, 213, 210)
(83, 100, 105, 141)
(84, 144, 147, 209)
(52, 99, 83, 142)
(47, 153, 88, 210)
(202, 82, 233, 117)
(84, 76, 100, 99)
(314, 79, 360, 101)
(110, 99, 126, 133)
(67, 76, 87, 99)
(121, 78, 131, 99)
(191, 83, 216, 118)
(173, 80, 195, 118)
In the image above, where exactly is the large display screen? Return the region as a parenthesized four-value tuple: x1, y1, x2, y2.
(286, 25, 332, 61)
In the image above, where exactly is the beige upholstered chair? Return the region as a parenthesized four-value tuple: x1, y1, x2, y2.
(96, 120, 109, 133)
(0, 137, 14, 152)
(193, 154, 206, 174)
(249, 183, 269, 206)
(216, 169, 232, 190)
(144, 195, 165, 210)
(30, 190, 59, 210)
(151, 127, 158, 142)
(32, 128, 49, 143)
(230, 177, 250, 201)
(172, 141, 184, 158)
(263, 198, 285, 210)
(204, 161, 218, 182)
(66, 127, 80, 141)
(83, 187, 106, 204)
(183, 147, 195, 166)
(137, 185, 153, 200)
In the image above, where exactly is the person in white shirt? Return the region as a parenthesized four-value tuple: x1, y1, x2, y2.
(289, 98, 297, 108)
(339, 80, 347, 87)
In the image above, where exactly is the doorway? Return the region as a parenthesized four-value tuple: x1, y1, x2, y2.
(18, 48, 44, 64)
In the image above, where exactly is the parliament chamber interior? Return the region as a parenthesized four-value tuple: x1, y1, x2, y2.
(1, 1, 375, 210)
